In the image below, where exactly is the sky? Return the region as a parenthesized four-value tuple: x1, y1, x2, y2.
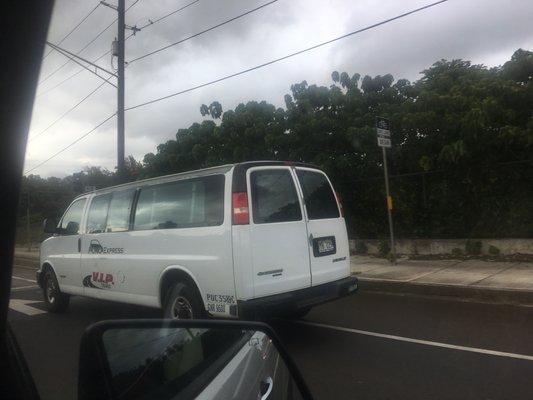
(24, 0, 533, 177)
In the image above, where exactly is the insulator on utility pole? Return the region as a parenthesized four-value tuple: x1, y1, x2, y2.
(112, 39, 118, 57)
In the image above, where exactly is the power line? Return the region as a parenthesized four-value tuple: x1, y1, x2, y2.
(136, 0, 200, 30)
(27, 0, 448, 174)
(42, 2, 101, 60)
(46, 41, 117, 78)
(128, 0, 279, 64)
(46, 42, 117, 86)
(37, 32, 139, 98)
(39, 19, 116, 85)
(39, 0, 140, 86)
(29, 77, 114, 143)
(36, 49, 111, 97)
(24, 114, 117, 175)
(126, 0, 449, 111)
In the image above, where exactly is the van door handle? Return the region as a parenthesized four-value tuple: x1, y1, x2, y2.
(77, 238, 81, 253)
(308, 233, 314, 245)
(259, 377, 273, 400)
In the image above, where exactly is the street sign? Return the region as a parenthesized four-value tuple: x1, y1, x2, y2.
(376, 116, 391, 137)
(377, 137, 391, 148)
(376, 117, 391, 147)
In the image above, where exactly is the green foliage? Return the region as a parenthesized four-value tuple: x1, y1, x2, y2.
(465, 240, 482, 255)
(378, 239, 390, 257)
(23, 49, 533, 240)
(451, 247, 464, 257)
(200, 101, 223, 119)
(354, 241, 368, 254)
(488, 245, 501, 256)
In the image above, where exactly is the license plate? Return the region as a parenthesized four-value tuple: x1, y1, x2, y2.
(318, 239, 335, 253)
(312, 236, 336, 257)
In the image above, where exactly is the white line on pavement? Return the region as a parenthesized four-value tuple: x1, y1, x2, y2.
(12, 275, 37, 283)
(13, 264, 38, 271)
(11, 285, 39, 291)
(294, 320, 533, 362)
(9, 299, 46, 316)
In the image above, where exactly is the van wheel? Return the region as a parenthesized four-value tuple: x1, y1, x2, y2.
(164, 282, 205, 320)
(43, 270, 70, 313)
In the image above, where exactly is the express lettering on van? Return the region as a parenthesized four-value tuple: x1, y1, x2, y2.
(88, 239, 124, 254)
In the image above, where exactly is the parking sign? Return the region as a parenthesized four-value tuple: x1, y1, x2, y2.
(376, 117, 391, 147)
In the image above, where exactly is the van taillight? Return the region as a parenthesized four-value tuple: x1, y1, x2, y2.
(335, 191, 345, 217)
(232, 192, 249, 225)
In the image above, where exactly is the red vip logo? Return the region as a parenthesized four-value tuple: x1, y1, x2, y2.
(91, 272, 114, 285)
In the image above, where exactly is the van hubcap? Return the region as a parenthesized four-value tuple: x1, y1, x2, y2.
(45, 276, 56, 303)
(170, 296, 193, 319)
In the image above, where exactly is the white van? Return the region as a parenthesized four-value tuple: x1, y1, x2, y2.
(37, 161, 358, 319)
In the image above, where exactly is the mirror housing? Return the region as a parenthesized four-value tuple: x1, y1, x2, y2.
(43, 218, 57, 234)
(78, 319, 312, 400)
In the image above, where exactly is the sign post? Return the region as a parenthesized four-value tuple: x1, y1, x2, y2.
(376, 117, 396, 264)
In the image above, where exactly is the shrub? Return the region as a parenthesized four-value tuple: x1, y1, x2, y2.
(488, 245, 501, 257)
(355, 241, 368, 254)
(452, 247, 464, 257)
(465, 240, 482, 255)
(378, 239, 390, 257)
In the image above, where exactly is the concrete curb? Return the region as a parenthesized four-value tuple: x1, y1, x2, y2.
(358, 278, 533, 306)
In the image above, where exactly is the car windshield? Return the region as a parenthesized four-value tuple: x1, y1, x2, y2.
(9, 0, 533, 399)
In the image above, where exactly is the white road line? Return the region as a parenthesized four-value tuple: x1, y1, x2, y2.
(12, 275, 37, 283)
(9, 299, 46, 316)
(13, 264, 38, 271)
(11, 285, 39, 291)
(294, 320, 533, 362)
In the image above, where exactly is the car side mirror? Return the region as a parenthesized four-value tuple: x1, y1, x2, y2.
(65, 221, 79, 235)
(43, 218, 57, 234)
(78, 319, 312, 400)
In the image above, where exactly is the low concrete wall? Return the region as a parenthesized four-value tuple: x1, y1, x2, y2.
(349, 238, 533, 255)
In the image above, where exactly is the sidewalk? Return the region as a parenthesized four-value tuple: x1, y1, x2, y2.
(351, 256, 533, 305)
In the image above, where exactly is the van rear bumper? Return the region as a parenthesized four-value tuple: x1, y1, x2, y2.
(237, 276, 358, 318)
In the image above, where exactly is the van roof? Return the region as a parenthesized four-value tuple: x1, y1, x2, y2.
(76, 160, 319, 198)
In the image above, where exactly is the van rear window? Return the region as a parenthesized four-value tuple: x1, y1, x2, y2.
(296, 169, 340, 220)
(250, 169, 302, 224)
(133, 175, 224, 230)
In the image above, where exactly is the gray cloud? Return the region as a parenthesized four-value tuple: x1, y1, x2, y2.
(26, 0, 533, 177)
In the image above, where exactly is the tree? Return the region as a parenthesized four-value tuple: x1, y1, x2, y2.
(23, 49, 533, 240)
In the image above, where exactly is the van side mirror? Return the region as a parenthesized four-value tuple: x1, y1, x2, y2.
(78, 320, 313, 400)
(43, 218, 57, 234)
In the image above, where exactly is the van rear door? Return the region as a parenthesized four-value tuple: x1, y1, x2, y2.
(295, 167, 350, 286)
(247, 166, 311, 297)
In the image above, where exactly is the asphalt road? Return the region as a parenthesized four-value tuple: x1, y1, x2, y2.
(9, 265, 533, 400)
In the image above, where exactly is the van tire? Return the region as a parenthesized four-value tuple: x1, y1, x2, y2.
(164, 282, 205, 320)
(43, 270, 70, 313)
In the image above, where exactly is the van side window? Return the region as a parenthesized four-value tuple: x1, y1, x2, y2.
(250, 169, 302, 224)
(106, 190, 135, 232)
(296, 170, 340, 219)
(58, 198, 86, 235)
(133, 175, 224, 231)
(86, 194, 112, 234)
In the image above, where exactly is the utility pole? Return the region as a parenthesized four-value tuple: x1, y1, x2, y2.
(101, 0, 126, 181)
(117, 0, 125, 181)
(376, 117, 396, 264)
